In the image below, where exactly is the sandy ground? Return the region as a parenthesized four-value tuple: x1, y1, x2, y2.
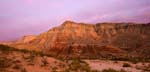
(85, 60, 150, 72)
(1, 49, 149, 72)
(0, 51, 68, 72)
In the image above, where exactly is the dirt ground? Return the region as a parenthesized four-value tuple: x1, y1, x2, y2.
(85, 60, 150, 72)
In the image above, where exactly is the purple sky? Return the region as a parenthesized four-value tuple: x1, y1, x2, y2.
(0, 0, 150, 41)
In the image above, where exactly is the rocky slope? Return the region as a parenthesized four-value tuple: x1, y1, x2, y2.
(16, 35, 37, 43)
(10, 21, 150, 59)
(0, 45, 68, 72)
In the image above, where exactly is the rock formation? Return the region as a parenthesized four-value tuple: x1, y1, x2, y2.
(10, 21, 150, 59)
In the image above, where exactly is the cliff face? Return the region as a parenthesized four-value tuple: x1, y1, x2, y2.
(11, 21, 150, 58)
(16, 35, 37, 43)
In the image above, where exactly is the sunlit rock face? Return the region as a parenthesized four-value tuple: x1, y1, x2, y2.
(16, 35, 37, 43)
(11, 21, 150, 58)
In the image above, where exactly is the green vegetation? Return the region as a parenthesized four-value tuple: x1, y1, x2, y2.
(0, 44, 149, 63)
(65, 58, 99, 72)
(21, 68, 27, 72)
(0, 44, 149, 72)
(136, 64, 150, 71)
(0, 57, 11, 70)
(41, 57, 49, 67)
(52, 67, 58, 72)
(143, 66, 150, 71)
(25, 52, 37, 66)
(0, 44, 16, 52)
(102, 68, 118, 72)
(110, 56, 150, 63)
(0, 44, 53, 57)
(0, 44, 28, 53)
(119, 69, 127, 72)
(102, 68, 127, 72)
(13, 64, 21, 69)
(122, 63, 131, 67)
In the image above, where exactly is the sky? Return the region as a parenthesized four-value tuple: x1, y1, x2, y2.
(0, 0, 150, 41)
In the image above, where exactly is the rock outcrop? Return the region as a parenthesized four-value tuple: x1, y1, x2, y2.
(16, 35, 37, 43)
(10, 21, 150, 58)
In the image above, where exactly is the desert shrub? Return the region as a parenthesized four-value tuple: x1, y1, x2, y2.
(41, 58, 49, 67)
(67, 58, 98, 72)
(143, 67, 150, 71)
(58, 63, 65, 68)
(69, 59, 81, 71)
(19, 49, 29, 53)
(52, 67, 58, 72)
(92, 70, 100, 72)
(13, 64, 21, 69)
(0, 45, 14, 52)
(64, 69, 70, 72)
(21, 68, 27, 72)
(0, 57, 11, 70)
(102, 68, 119, 72)
(120, 69, 127, 72)
(110, 57, 129, 61)
(122, 63, 131, 67)
(0, 44, 31, 54)
(80, 63, 91, 72)
(102, 68, 127, 72)
(26, 54, 35, 65)
(25, 52, 36, 65)
(129, 58, 139, 64)
(141, 64, 150, 71)
(114, 61, 118, 63)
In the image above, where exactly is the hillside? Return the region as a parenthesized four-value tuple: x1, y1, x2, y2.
(0, 44, 69, 72)
(9, 21, 150, 59)
(1, 44, 150, 72)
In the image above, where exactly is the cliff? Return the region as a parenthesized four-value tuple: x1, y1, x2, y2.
(10, 21, 150, 59)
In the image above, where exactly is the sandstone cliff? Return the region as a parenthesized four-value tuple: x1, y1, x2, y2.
(10, 21, 150, 59)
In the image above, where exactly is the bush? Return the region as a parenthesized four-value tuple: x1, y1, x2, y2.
(41, 58, 49, 67)
(13, 64, 21, 69)
(102, 68, 119, 72)
(120, 69, 127, 72)
(0, 45, 14, 52)
(52, 67, 57, 72)
(122, 63, 131, 67)
(102, 68, 127, 72)
(0, 57, 11, 70)
(21, 68, 27, 72)
(67, 58, 98, 72)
